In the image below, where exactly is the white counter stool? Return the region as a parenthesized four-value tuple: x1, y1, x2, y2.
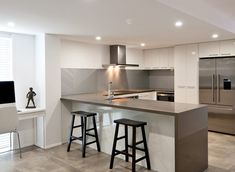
(67, 111, 101, 157)
(109, 118, 151, 172)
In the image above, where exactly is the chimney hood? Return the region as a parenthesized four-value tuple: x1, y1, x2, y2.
(102, 45, 139, 68)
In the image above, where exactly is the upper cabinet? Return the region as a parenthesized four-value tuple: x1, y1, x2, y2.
(199, 42, 220, 57)
(199, 40, 235, 58)
(220, 40, 235, 56)
(143, 47, 174, 69)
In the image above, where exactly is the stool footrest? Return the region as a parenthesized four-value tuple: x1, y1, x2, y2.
(86, 128, 94, 132)
(128, 145, 145, 152)
(115, 150, 133, 157)
(86, 140, 97, 146)
(135, 156, 146, 163)
(72, 125, 82, 129)
(86, 133, 95, 137)
(71, 136, 82, 141)
(136, 140, 144, 145)
(116, 136, 125, 140)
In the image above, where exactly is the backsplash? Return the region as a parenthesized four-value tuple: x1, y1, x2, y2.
(149, 70, 174, 90)
(61, 68, 149, 96)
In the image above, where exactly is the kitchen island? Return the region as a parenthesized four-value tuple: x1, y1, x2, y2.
(61, 93, 208, 172)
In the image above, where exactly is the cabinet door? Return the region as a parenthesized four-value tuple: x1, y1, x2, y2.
(174, 45, 187, 103)
(138, 91, 156, 100)
(220, 40, 235, 56)
(168, 47, 174, 69)
(144, 50, 154, 68)
(199, 42, 220, 57)
(144, 49, 159, 68)
(186, 44, 199, 104)
(159, 48, 169, 69)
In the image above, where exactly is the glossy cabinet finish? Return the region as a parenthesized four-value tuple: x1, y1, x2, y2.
(144, 47, 174, 69)
(199, 42, 220, 57)
(174, 44, 199, 104)
(199, 40, 235, 57)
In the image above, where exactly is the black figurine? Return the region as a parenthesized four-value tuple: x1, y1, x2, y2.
(26, 87, 36, 108)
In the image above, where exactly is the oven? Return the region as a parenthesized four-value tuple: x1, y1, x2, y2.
(157, 92, 174, 102)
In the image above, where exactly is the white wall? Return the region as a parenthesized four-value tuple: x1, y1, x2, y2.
(12, 34, 36, 109)
(44, 34, 62, 148)
(61, 40, 109, 68)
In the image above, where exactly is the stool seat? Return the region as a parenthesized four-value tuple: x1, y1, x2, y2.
(114, 118, 147, 127)
(72, 111, 96, 117)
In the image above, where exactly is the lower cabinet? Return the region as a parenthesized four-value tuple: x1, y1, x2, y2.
(138, 91, 157, 100)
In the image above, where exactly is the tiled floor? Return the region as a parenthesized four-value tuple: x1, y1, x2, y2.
(0, 132, 235, 172)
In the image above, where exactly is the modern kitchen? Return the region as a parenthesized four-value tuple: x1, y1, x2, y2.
(0, 0, 235, 172)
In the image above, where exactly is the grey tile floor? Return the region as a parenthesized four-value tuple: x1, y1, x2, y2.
(0, 132, 235, 172)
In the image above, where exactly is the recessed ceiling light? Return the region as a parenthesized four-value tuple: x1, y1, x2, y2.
(140, 43, 146, 47)
(175, 21, 183, 27)
(125, 18, 133, 25)
(212, 34, 218, 39)
(7, 22, 15, 27)
(95, 36, 102, 40)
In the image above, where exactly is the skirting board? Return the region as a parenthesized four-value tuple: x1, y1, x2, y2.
(44, 142, 62, 149)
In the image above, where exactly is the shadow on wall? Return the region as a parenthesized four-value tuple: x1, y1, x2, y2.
(61, 68, 149, 95)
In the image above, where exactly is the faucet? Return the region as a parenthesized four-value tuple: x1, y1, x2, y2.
(107, 81, 113, 99)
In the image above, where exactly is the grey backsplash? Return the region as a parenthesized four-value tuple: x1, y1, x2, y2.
(149, 70, 174, 90)
(61, 68, 174, 96)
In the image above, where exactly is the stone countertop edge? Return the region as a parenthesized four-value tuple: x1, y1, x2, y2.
(60, 93, 207, 116)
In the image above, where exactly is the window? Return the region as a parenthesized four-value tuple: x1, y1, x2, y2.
(0, 36, 13, 153)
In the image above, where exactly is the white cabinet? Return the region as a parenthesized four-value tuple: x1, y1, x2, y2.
(174, 44, 199, 104)
(138, 91, 156, 100)
(199, 42, 220, 57)
(220, 40, 235, 56)
(199, 40, 235, 57)
(143, 47, 174, 69)
(168, 48, 174, 69)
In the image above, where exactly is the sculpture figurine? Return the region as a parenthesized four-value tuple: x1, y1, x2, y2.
(26, 87, 36, 108)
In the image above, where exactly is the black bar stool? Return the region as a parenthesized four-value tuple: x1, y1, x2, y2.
(67, 111, 101, 157)
(109, 118, 151, 172)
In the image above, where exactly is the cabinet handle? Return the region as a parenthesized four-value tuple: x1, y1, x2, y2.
(209, 54, 218, 56)
(221, 53, 231, 56)
(187, 86, 195, 89)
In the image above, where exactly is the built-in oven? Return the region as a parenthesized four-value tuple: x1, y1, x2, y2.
(157, 92, 174, 102)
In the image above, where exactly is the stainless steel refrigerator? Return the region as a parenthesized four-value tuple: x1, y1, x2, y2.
(199, 57, 235, 135)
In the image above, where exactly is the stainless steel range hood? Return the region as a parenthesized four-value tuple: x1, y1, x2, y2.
(102, 45, 139, 68)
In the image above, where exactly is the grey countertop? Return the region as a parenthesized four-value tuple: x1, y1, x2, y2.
(61, 93, 206, 116)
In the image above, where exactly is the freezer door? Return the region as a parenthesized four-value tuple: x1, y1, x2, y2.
(216, 57, 235, 106)
(199, 58, 216, 104)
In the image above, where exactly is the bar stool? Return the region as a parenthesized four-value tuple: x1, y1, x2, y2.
(67, 111, 101, 157)
(109, 118, 151, 172)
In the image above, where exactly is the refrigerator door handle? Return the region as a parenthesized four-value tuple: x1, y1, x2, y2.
(217, 74, 220, 103)
(212, 74, 215, 103)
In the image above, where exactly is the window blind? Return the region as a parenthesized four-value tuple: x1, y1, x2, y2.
(0, 37, 12, 81)
(0, 37, 13, 152)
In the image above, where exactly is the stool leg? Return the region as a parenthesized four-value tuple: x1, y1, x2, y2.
(81, 116, 84, 139)
(132, 127, 136, 172)
(67, 115, 75, 152)
(82, 116, 87, 158)
(141, 126, 151, 170)
(125, 125, 129, 162)
(109, 123, 119, 169)
(93, 116, 101, 152)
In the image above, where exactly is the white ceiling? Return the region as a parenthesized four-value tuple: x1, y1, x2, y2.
(0, 0, 234, 49)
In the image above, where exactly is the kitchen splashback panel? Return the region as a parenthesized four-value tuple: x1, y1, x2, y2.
(61, 68, 149, 96)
